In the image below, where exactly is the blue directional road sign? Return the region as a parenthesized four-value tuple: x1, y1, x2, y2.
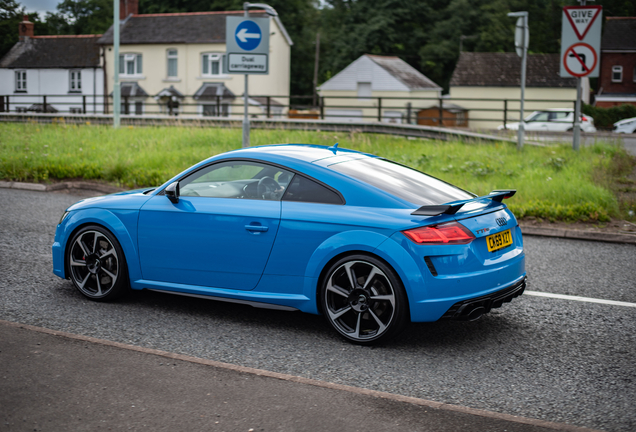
(235, 20, 262, 51)
(225, 16, 270, 74)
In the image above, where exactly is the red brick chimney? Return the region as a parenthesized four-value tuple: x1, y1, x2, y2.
(19, 15, 34, 41)
(120, 0, 139, 20)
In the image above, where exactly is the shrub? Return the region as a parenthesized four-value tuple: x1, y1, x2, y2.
(582, 103, 636, 130)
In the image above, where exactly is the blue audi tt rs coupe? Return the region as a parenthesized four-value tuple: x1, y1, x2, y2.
(52, 144, 526, 344)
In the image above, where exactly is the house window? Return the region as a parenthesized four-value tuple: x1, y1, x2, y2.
(202, 53, 223, 76)
(612, 66, 623, 82)
(167, 49, 178, 77)
(69, 70, 81, 92)
(357, 82, 371, 99)
(202, 104, 230, 117)
(633, 67, 636, 83)
(121, 101, 143, 115)
(15, 70, 27, 92)
(119, 54, 142, 76)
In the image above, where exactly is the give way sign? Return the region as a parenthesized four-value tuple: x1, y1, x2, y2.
(560, 6, 602, 78)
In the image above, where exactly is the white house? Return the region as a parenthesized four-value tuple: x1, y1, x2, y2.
(96, 1, 293, 117)
(0, 16, 104, 114)
(318, 54, 442, 123)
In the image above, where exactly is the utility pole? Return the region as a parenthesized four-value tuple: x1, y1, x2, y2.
(313, 32, 320, 107)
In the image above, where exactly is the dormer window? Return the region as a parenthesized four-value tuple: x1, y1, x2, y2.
(119, 53, 142, 76)
(202, 53, 223, 76)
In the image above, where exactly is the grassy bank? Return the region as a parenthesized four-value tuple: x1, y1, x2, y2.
(1, 122, 633, 222)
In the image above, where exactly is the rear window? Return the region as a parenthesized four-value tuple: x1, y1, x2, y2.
(331, 158, 474, 205)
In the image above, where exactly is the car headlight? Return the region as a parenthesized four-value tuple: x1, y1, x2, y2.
(59, 211, 70, 225)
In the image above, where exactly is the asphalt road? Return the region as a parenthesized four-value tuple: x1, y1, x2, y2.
(1, 188, 634, 432)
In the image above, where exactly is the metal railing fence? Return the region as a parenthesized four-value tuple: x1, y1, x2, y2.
(0, 93, 578, 129)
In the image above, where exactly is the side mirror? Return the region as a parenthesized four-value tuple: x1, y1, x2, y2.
(165, 181, 180, 204)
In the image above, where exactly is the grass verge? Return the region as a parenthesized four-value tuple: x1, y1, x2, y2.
(1, 122, 634, 222)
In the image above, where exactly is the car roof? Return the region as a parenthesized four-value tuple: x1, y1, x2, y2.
(217, 144, 375, 164)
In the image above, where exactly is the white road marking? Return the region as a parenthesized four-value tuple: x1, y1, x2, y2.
(525, 290, 636, 308)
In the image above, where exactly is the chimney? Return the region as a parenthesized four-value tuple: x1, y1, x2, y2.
(19, 15, 34, 41)
(120, 0, 139, 20)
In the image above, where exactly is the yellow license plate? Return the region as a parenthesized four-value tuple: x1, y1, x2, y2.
(486, 229, 513, 252)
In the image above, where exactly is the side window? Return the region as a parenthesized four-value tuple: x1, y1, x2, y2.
(179, 161, 293, 201)
(282, 175, 343, 205)
(612, 65, 623, 82)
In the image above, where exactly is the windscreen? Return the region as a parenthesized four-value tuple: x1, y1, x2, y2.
(331, 158, 475, 206)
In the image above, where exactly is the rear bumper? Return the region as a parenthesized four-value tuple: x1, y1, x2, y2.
(441, 276, 526, 320)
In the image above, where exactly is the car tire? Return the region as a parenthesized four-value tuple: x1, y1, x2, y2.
(320, 254, 409, 345)
(67, 225, 129, 301)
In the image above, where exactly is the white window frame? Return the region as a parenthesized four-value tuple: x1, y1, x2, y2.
(633, 66, 636, 83)
(612, 65, 623, 83)
(201, 53, 224, 77)
(167, 49, 178, 78)
(15, 70, 27, 92)
(69, 70, 82, 93)
(119, 53, 143, 77)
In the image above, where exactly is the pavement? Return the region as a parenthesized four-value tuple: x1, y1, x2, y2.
(0, 320, 602, 432)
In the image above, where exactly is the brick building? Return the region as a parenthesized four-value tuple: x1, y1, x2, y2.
(595, 17, 636, 108)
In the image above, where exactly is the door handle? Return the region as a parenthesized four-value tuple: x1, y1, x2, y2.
(245, 224, 268, 232)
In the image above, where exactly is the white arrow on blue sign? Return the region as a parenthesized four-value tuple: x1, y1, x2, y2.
(235, 20, 262, 51)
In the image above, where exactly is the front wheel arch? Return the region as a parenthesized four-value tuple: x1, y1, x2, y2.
(65, 223, 130, 301)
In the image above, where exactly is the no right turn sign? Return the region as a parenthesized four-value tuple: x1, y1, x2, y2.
(560, 6, 602, 78)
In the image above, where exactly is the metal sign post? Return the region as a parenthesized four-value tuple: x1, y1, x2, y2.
(226, 3, 275, 148)
(559, 0, 602, 151)
(113, 0, 120, 129)
(508, 11, 528, 150)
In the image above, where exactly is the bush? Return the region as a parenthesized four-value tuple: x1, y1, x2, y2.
(582, 103, 636, 130)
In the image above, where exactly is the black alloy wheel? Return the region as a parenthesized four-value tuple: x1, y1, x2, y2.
(67, 225, 128, 301)
(321, 255, 409, 345)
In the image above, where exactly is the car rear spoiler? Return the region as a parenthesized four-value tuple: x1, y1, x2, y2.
(411, 190, 516, 216)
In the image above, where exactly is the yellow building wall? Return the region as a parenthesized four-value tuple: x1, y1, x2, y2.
(449, 86, 577, 131)
(103, 17, 290, 117)
(318, 89, 440, 122)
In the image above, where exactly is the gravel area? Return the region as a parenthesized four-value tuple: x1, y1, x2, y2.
(1, 188, 634, 432)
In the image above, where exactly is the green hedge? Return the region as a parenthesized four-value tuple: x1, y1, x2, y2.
(582, 103, 636, 130)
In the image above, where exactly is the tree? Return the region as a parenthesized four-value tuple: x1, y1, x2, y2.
(45, 0, 113, 35)
(0, 0, 25, 58)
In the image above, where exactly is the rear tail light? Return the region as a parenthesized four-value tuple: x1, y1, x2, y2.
(402, 222, 475, 245)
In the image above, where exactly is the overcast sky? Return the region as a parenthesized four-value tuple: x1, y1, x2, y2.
(20, 0, 63, 16)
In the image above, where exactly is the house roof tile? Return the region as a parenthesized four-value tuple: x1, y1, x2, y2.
(450, 52, 576, 88)
(0, 35, 101, 69)
(97, 11, 292, 46)
(601, 18, 636, 51)
(366, 55, 441, 90)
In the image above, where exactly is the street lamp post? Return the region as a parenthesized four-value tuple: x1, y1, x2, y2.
(507, 11, 529, 150)
(241, 3, 278, 148)
(113, 0, 120, 128)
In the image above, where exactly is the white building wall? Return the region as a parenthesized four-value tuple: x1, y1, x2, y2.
(319, 55, 410, 92)
(0, 67, 104, 113)
(102, 16, 291, 118)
